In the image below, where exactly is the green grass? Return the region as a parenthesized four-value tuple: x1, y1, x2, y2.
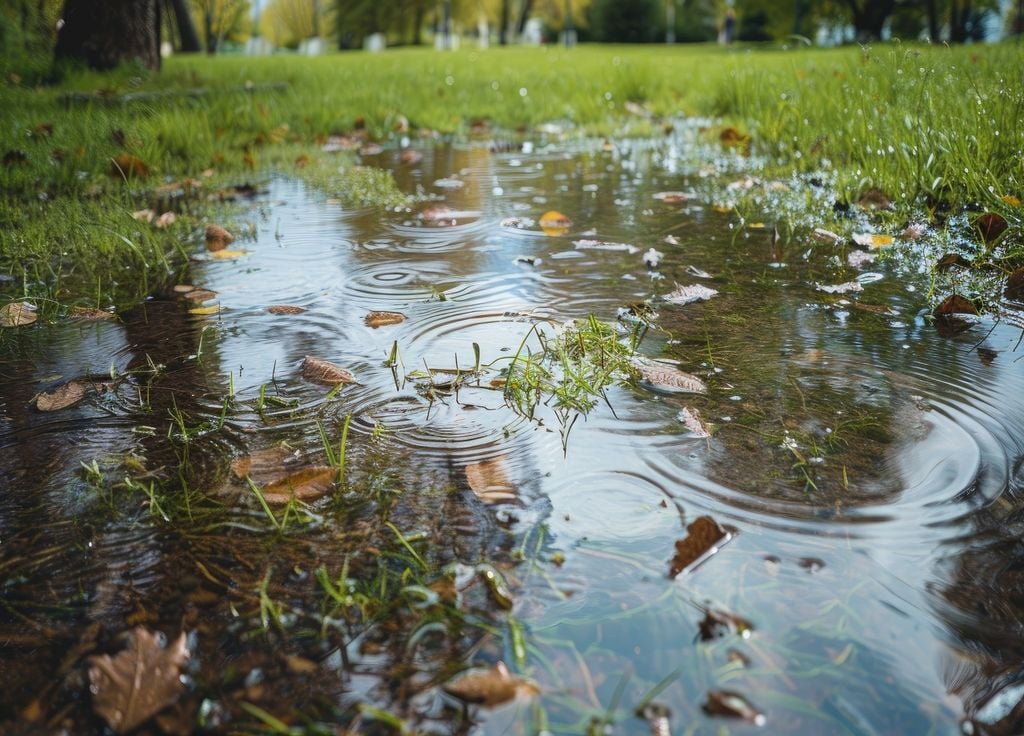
(1, 43, 1022, 311)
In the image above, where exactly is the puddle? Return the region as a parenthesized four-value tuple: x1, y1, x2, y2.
(3, 135, 1024, 734)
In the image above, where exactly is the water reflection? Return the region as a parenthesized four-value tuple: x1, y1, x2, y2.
(2, 135, 1024, 733)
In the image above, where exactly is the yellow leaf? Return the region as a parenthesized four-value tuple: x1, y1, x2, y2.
(1001, 194, 1021, 207)
(852, 232, 894, 249)
(188, 305, 221, 315)
(210, 249, 249, 260)
(539, 210, 572, 236)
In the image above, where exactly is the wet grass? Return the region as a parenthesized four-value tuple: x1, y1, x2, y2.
(2, 43, 1022, 314)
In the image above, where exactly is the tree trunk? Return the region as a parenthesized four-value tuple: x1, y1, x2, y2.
(846, 0, 894, 42)
(413, 2, 424, 44)
(55, 0, 161, 70)
(950, 0, 971, 42)
(924, 0, 940, 40)
(204, 9, 216, 53)
(167, 0, 201, 52)
(515, 0, 533, 36)
(499, 0, 510, 44)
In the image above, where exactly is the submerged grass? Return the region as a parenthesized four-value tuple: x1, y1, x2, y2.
(1, 43, 1022, 311)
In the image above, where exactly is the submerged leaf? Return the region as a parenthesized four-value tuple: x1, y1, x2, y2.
(35, 380, 88, 412)
(302, 355, 357, 385)
(539, 210, 572, 236)
(443, 663, 538, 707)
(1005, 268, 1024, 301)
(0, 302, 37, 327)
(632, 356, 707, 394)
(669, 515, 731, 578)
(261, 466, 335, 505)
(230, 446, 296, 484)
(88, 628, 189, 734)
(204, 224, 234, 251)
(653, 191, 692, 204)
(703, 690, 765, 726)
(975, 212, 1008, 244)
(267, 304, 307, 315)
(663, 283, 718, 306)
(465, 458, 517, 504)
(816, 281, 863, 295)
(69, 306, 116, 321)
(677, 408, 711, 438)
(573, 239, 638, 254)
(934, 294, 979, 318)
(365, 311, 406, 328)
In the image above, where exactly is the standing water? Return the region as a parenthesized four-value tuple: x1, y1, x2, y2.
(2, 133, 1024, 735)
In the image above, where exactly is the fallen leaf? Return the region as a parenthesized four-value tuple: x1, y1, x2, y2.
(181, 288, 217, 302)
(400, 148, 423, 165)
(852, 232, 894, 249)
(669, 515, 731, 578)
(703, 690, 765, 726)
(719, 127, 750, 149)
(88, 628, 189, 734)
(205, 224, 234, 251)
(3, 149, 28, 167)
(419, 204, 480, 223)
(209, 249, 249, 260)
(35, 380, 88, 411)
(697, 606, 754, 641)
(188, 305, 220, 316)
(0, 302, 37, 327)
(934, 294, 979, 318)
(811, 227, 843, 245)
(359, 143, 383, 156)
(1005, 268, 1024, 301)
(69, 306, 116, 321)
(172, 284, 196, 293)
(443, 663, 538, 707)
(465, 458, 517, 504)
(267, 304, 307, 315)
(975, 212, 1008, 244)
(302, 355, 357, 385)
(643, 248, 663, 268)
(1001, 194, 1021, 208)
(901, 222, 927, 240)
(857, 188, 892, 210)
(110, 153, 149, 178)
(230, 446, 295, 483)
(573, 239, 638, 254)
(816, 280, 863, 295)
(654, 191, 691, 204)
(132, 209, 155, 223)
(154, 211, 176, 229)
(539, 210, 572, 236)
(632, 356, 707, 394)
(364, 311, 406, 327)
(685, 265, 713, 279)
(663, 283, 718, 306)
(935, 253, 972, 272)
(261, 466, 335, 505)
(677, 408, 710, 438)
(624, 100, 651, 118)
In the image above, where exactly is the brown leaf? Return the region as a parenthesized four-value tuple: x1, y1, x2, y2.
(663, 283, 718, 306)
(632, 356, 707, 394)
(0, 302, 38, 327)
(811, 227, 843, 245)
(302, 355, 357, 385)
(260, 466, 335, 505)
(678, 408, 710, 438)
(719, 127, 750, 149)
(935, 253, 973, 272)
(364, 311, 406, 327)
(857, 187, 893, 210)
(653, 191, 691, 204)
(1005, 268, 1024, 301)
(88, 628, 189, 734)
(179, 288, 216, 303)
(110, 153, 149, 178)
(697, 606, 754, 642)
(3, 149, 28, 167)
(154, 211, 176, 229)
(703, 690, 765, 725)
(539, 210, 572, 236)
(465, 458, 517, 504)
(267, 304, 307, 315)
(934, 294, 979, 318)
(205, 224, 234, 251)
(69, 306, 116, 321)
(400, 148, 423, 165)
(35, 380, 88, 412)
(230, 446, 295, 484)
(669, 515, 731, 578)
(443, 663, 538, 707)
(975, 212, 1008, 244)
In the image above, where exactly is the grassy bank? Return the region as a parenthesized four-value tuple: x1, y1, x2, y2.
(1, 43, 1022, 312)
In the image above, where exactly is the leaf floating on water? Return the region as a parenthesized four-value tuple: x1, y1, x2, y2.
(663, 283, 718, 306)
(0, 302, 37, 327)
(852, 232, 894, 249)
(573, 239, 639, 254)
(653, 191, 691, 204)
(188, 305, 220, 316)
(209, 248, 248, 260)
(364, 311, 406, 328)
(69, 306, 116, 321)
(846, 250, 876, 269)
(811, 227, 844, 245)
(703, 690, 765, 726)
(443, 662, 538, 707)
(302, 355, 357, 385)
(205, 224, 234, 252)
(697, 606, 754, 641)
(181, 288, 217, 302)
(419, 204, 480, 224)
(88, 627, 189, 734)
(685, 264, 713, 279)
(935, 253, 972, 272)
(267, 304, 307, 315)
(261, 466, 335, 505)
(539, 210, 572, 236)
(643, 248, 663, 268)
(632, 356, 707, 395)
(816, 280, 863, 295)
(172, 284, 195, 294)
(400, 148, 423, 165)
(35, 380, 89, 411)
(975, 212, 1008, 244)
(677, 408, 710, 438)
(465, 458, 517, 504)
(934, 294, 979, 318)
(669, 515, 731, 578)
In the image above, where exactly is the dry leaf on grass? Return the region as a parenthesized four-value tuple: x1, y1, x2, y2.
(364, 311, 406, 327)
(110, 153, 149, 178)
(0, 302, 37, 327)
(443, 662, 538, 707)
(632, 356, 707, 394)
(34, 380, 88, 412)
(260, 466, 336, 505)
(88, 628, 189, 734)
(302, 355, 357, 385)
(465, 458, 517, 504)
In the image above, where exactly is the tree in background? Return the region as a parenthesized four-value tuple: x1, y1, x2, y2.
(189, 0, 251, 53)
(261, 0, 331, 47)
(167, 0, 202, 52)
(54, 0, 162, 69)
(587, 0, 658, 41)
(0, 0, 62, 78)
